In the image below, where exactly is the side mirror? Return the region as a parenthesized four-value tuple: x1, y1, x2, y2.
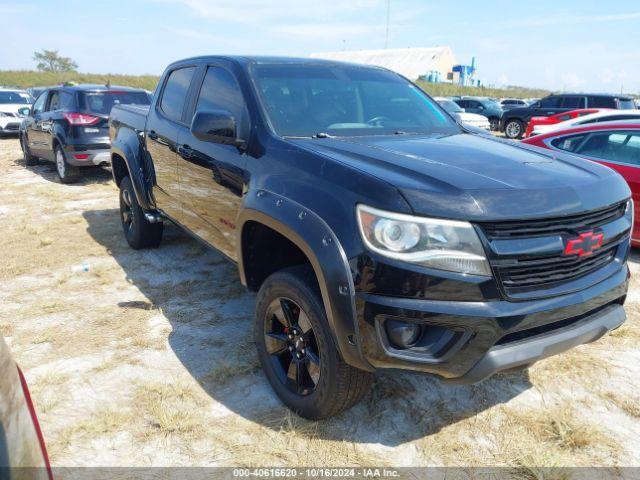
(191, 109, 244, 148)
(18, 107, 31, 117)
(477, 105, 485, 111)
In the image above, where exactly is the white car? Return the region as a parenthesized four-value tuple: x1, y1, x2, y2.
(0, 88, 32, 135)
(435, 97, 491, 130)
(498, 98, 529, 110)
(531, 109, 640, 136)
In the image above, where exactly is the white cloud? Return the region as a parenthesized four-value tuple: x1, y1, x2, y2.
(511, 11, 640, 28)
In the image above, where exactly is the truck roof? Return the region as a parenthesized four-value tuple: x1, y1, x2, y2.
(168, 55, 387, 70)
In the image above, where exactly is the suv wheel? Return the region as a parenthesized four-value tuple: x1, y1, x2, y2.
(21, 135, 38, 166)
(54, 145, 80, 184)
(504, 119, 524, 139)
(489, 117, 499, 131)
(255, 266, 372, 419)
(119, 176, 163, 249)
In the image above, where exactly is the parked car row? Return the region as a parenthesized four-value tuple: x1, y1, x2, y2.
(500, 93, 637, 139)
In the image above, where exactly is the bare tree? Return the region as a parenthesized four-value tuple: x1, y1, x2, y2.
(33, 50, 78, 73)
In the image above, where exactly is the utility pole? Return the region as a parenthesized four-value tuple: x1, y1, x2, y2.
(385, 0, 390, 49)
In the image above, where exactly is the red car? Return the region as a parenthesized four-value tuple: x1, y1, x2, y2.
(524, 108, 608, 138)
(522, 121, 640, 245)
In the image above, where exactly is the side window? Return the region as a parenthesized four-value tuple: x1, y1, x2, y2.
(551, 134, 587, 153)
(32, 92, 47, 115)
(539, 96, 561, 108)
(195, 66, 249, 138)
(58, 92, 74, 110)
(47, 91, 60, 111)
(561, 96, 585, 109)
(589, 96, 616, 108)
(575, 132, 638, 163)
(456, 100, 468, 109)
(160, 66, 196, 122)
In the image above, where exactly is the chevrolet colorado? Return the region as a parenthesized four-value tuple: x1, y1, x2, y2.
(109, 56, 631, 419)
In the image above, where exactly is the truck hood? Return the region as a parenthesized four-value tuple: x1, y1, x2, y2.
(289, 133, 630, 221)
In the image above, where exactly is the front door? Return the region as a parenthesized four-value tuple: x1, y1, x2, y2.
(26, 91, 50, 158)
(177, 64, 250, 261)
(146, 66, 197, 223)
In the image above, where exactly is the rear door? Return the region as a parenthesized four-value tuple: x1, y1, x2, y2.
(177, 62, 250, 261)
(146, 65, 197, 222)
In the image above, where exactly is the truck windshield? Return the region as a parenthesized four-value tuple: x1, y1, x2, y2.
(252, 64, 459, 137)
(79, 91, 150, 115)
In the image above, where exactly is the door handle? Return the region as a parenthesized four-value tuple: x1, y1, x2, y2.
(147, 130, 158, 140)
(177, 144, 193, 158)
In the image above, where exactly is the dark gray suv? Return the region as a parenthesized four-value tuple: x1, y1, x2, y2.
(500, 93, 637, 139)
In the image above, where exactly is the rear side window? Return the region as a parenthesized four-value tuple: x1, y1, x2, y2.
(561, 96, 585, 108)
(576, 131, 640, 164)
(79, 91, 150, 115)
(160, 67, 196, 122)
(48, 91, 74, 111)
(551, 134, 587, 152)
(589, 96, 616, 108)
(195, 66, 249, 138)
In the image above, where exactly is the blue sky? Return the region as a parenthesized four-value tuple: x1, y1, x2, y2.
(1, 0, 639, 93)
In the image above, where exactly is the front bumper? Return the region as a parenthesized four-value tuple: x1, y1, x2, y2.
(355, 261, 628, 382)
(0, 120, 21, 133)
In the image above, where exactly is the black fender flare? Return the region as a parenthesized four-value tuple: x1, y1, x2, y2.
(110, 129, 153, 211)
(237, 189, 373, 372)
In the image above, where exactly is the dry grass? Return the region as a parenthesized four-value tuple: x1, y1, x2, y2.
(1, 138, 639, 468)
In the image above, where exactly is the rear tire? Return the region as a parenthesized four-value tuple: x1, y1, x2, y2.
(489, 117, 499, 132)
(504, 119, 524, 139)
(21, 135, 39, 166)
(119, 176, 163, 249)
(54, 144, 80, 183)
(255, 266, 372, 419)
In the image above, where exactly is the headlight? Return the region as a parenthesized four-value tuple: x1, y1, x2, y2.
(356, 204, 491, 276)
(625, 198, 634, 228)
(0, 112, 7, 118)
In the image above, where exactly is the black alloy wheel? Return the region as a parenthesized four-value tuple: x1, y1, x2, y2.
(264, 297, 321, 396)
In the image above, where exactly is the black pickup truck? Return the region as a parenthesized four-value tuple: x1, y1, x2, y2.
(110, 56, 632, 419)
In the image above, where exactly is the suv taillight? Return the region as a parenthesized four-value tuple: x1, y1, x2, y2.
(62, 112, 100, 126)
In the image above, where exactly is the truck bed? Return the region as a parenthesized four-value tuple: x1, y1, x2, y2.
(110, 104, 149, 133)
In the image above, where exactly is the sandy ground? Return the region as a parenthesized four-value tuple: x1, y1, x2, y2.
(1, 137, 639, 472)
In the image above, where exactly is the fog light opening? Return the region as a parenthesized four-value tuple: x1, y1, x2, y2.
(385, 320, 423, 349)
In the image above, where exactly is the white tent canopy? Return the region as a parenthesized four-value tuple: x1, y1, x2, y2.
(310, 47, 457, 81)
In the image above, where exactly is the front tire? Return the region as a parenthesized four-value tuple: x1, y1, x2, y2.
(504, 119, 524, 139)
(54, 144, 80, 183)
(489, 117, 499, 132)
(119, 176, 163, 249)
(255, 266, 372, 419)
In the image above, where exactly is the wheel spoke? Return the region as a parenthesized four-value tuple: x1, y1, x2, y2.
(265, 332, 288, 355)
(122, 210, 132, 225)
(279, 298, 297, 327)
(306, 348, 320, 366)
